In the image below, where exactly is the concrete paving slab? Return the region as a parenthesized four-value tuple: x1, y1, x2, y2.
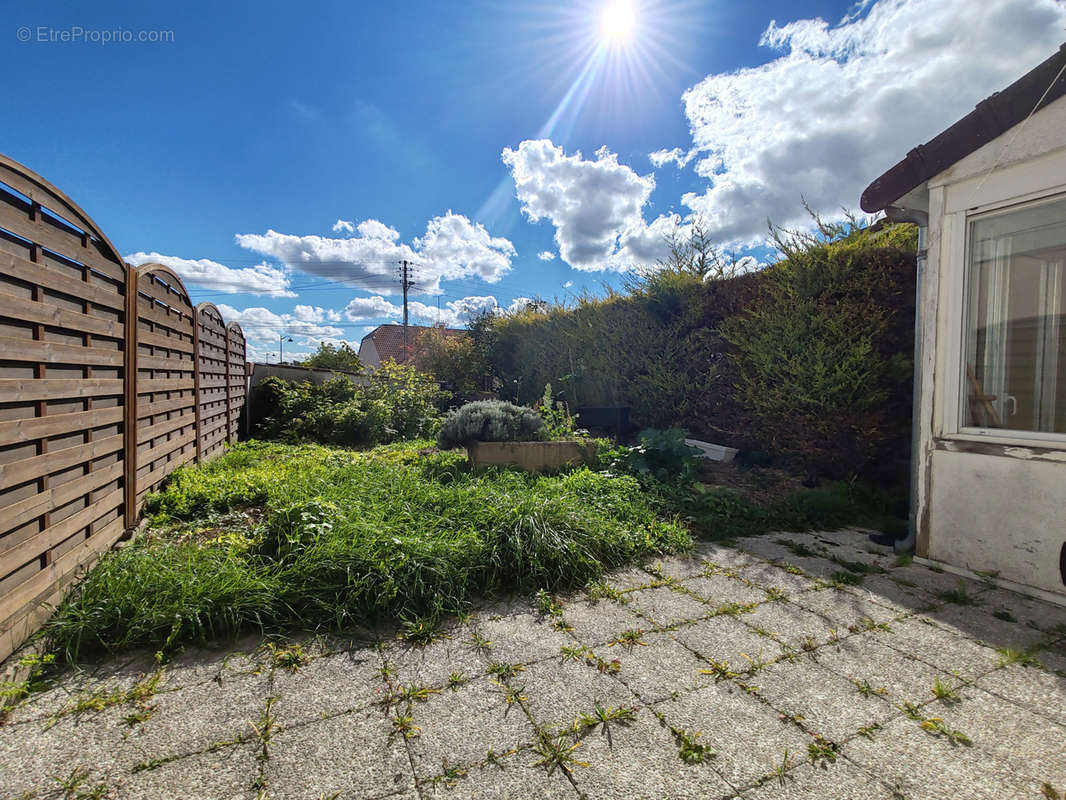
(264, 704, 415, 799)
(111, 742, 259, 800)
(567, 705, 735, 799)
(419, 750, 580, 799)
(976, 663, 1066, 728)
(405, 676, 538, 782)
(854, 573, 939, 614)
(691, 541, 761, 570)
(751, 654, 898, 743)
(272, 644, 386, 727)
(648, 553, 707, 581)
(608, 631, 713, 704)
(382, 629, 488, 691)
(515, 657, 636, 733)
(891, 565, 991, 600)
(680, 573, 768, 606)
(472, 612, 578, 666)
(812, 631, 964, 705)
(875, 616, 1003, 681)
(0, 708, 131, 798)
(672, 614, 784, 672)
(120, 671, 274, 764)
(977, 589, 1066, 634)
(845, 714, 1047, 800)
(790, 586, 899, 630)
(924, 602, 1049, 652)
(731, 562, 821, 597)
(624, 586, 711, 628)
(653, 680, 810, 790)
(739, 757, 895, 800)
(932, 683, 1066, 783)
(740, 601, 841, 652)
(561, 599, 646, 648)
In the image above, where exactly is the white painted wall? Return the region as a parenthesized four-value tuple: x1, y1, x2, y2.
(913, 94, 1066, 599)
(358, 338, 381, 368)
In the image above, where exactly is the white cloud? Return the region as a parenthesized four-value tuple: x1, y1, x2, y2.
(649, 147, 696, 169)
(332, 219, 355, 234)
(503, 140, 678, 272)
(343, 293, 521, 328)
(676, 0, 1066, 245)
(216, 303, 345, 361)
(562, 281, 573, 289)
(235, 212, 515, 295)
(343, 295, 401, 321)
(537, 250, 556, 261)
(125, 251, 295, 297)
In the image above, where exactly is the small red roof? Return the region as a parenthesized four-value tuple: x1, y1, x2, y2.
(361, 324, 465, 363)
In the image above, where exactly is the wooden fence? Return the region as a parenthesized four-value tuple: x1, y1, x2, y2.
(0, 154, 247, 663)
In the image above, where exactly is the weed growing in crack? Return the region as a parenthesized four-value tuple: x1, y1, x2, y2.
(433, 761, 468, 788)
(991, 609, 1017, 623)
(610, 629, 647, 648)
(900, 701, 923, 720)
(570, 702, 637, 746)
(700, 660, 740, 681)
(486, 662, 524, 680)
(930, 678, 960, 704)
(469, 632, 493, 654)
(764, 587, 787, 602)
(996, 647, 1042, 668)
(447, 671, 469, 691)
(768, 747, 795, 785)
(807, 735, 840, 765)
(853, 679, 888, 698)
(391, 712, 420, 740)
(391, 684, 440, 704)
(266, 642, 309, 672)
(55, 766, 109, 800)
(250, 696, 279, 762)
(858, 723, 882, 739)
(937, 582, 981, 606)
(1040, 782, 1064, 800)
(399, 616, 442, 647)
(586, 580, 626, 603)
(919, 717, 972, 746)
(531, 730, 588, 775)
(560, 644, 591, 662)
(672, 728, 715, 764)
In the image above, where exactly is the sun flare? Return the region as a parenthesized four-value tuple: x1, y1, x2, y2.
(600, 1, 636, 44)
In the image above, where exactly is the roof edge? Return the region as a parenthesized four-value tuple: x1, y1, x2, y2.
(861, 42, 1066, 213)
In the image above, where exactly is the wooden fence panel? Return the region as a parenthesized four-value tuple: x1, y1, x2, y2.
(0, 155, 129, 663)
(0, 155, 252, 665)
(131, 265, 197, 511)
(226, 323, 246, 443)
(196, 303, 229, 461)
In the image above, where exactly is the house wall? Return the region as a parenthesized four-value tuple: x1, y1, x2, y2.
(917, 94, 1066, 599)
(358, 339, 381, 368)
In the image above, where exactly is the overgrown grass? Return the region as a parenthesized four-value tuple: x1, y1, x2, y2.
(44, 441, 690, 660)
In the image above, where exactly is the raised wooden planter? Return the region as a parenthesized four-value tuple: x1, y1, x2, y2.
(466, 440, 596, 471)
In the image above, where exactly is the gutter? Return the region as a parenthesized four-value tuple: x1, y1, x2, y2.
(884, 206, 928, 554)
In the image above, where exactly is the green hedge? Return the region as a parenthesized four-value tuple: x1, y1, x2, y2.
(483, 223, 917, 481)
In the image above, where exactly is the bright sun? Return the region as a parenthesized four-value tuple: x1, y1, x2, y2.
(600, 1, 636, 44)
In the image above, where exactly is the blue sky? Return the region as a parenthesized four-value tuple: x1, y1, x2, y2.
(5, 0, 1064, 359)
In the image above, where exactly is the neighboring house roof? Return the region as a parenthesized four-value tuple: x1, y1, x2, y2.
(359, 324, 465, 364)
(861, 42, 1066, 213)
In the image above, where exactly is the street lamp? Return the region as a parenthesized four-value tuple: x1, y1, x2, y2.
(279, 335, 293, 363)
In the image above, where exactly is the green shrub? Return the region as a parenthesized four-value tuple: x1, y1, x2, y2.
(438, 400, 546, 449)
(253, 360, 442, 447)
(608, 428, 701, 485)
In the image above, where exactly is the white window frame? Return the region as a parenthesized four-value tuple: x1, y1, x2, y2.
(942, 188, 1066, 448)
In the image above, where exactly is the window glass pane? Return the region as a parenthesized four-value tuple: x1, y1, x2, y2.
(962, 195, 1066, 434)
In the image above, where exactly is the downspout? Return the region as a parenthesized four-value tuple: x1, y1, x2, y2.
(885, 206, 928, 554)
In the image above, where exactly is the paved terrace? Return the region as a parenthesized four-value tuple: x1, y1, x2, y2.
(2, 529, 1065, 799)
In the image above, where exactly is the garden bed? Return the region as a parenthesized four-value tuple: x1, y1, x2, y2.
(42, 441, 689, 659)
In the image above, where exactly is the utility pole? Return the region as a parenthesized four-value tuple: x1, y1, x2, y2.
(398, 260, 416, 360)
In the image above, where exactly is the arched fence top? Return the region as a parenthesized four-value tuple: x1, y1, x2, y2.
(226, 321, 246, 342)
(132, 262, 195, 317)
(0, 152, 126, 272)
(195, 301, 225, 322)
